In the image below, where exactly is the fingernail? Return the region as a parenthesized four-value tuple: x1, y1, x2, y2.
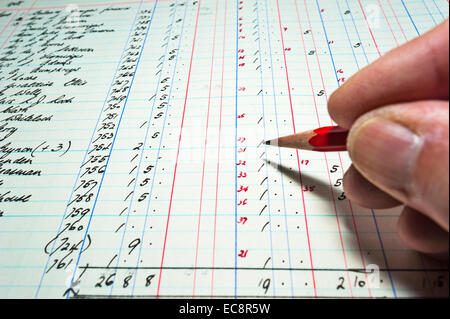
(347, 117, 424, 196)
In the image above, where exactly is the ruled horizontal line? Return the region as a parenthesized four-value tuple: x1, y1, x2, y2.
(78, 265, 448, 272)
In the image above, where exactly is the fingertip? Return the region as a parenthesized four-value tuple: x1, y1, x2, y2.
(329, 19, 449, 130)
(347, 101, 449, 232)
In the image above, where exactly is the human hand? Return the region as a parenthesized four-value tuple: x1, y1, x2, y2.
(328, 19, 449, 259)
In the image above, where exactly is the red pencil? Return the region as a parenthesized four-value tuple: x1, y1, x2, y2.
(264, 126, 349, 152)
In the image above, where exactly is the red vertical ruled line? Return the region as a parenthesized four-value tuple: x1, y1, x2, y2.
(295, 0, 355, 298)
(358, 3, 384, 58)
(211, 0, 227, 298)
(0, 0, 38, 50)
(304, 0, 373, 297)
(0, 10, 19, 39)
(377, 0, 399, 46)
(380, 1, 436, 298)
(386, 0, 409, 42)
(358, 0, 381, 57)
(192, 0, 219, 298)
(337, 0, 398, 297)
(156, 0, 202, 298)
(275, 0, 317, 298)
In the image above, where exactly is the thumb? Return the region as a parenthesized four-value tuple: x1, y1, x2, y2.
(347, 100, 449, 232)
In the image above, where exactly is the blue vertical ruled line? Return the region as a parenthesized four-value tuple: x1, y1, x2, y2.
(108, 0, 179, 296)
(401, 0, 420, 36)
(344, 0, 370, 65)
(315, 0, 339, 84)
(336, 0, 360, 70)
(33, 1, 147, 299)
(338, 0, 397, 298)
(421, 0, 438, 25)
(255, 0, 277, 297)
(234, 0, 239, 299)
(312, 0, 356, 296)
(264, 0, 295, 298)
(384, 6, 440, 297)
(330, 0, 397, 298)
(111, 2, 179, 295)
(317, 0, 398, 297)
(403, 2, 423, 37)
(131, 0, 188, 296)
(264, 0, 294, 296)
(431, 0, 445, 20)
(65, 0, 159, 299)
(371, 210, 397, 297)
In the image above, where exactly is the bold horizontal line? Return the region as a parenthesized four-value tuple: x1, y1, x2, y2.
(78, 265, 448, 272)
(73, 294, 421, 299)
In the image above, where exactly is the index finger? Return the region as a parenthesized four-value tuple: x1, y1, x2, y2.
(328, 19, 449, 129)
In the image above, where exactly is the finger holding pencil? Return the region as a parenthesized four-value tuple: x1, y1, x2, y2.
(265, 19, 449, 259)
(265, 126, 348, 152)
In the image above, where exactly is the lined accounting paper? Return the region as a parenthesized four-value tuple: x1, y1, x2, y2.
(0, 0, 448, 299)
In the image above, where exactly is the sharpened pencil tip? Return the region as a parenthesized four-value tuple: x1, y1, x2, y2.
(264, 140, 271, 145)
